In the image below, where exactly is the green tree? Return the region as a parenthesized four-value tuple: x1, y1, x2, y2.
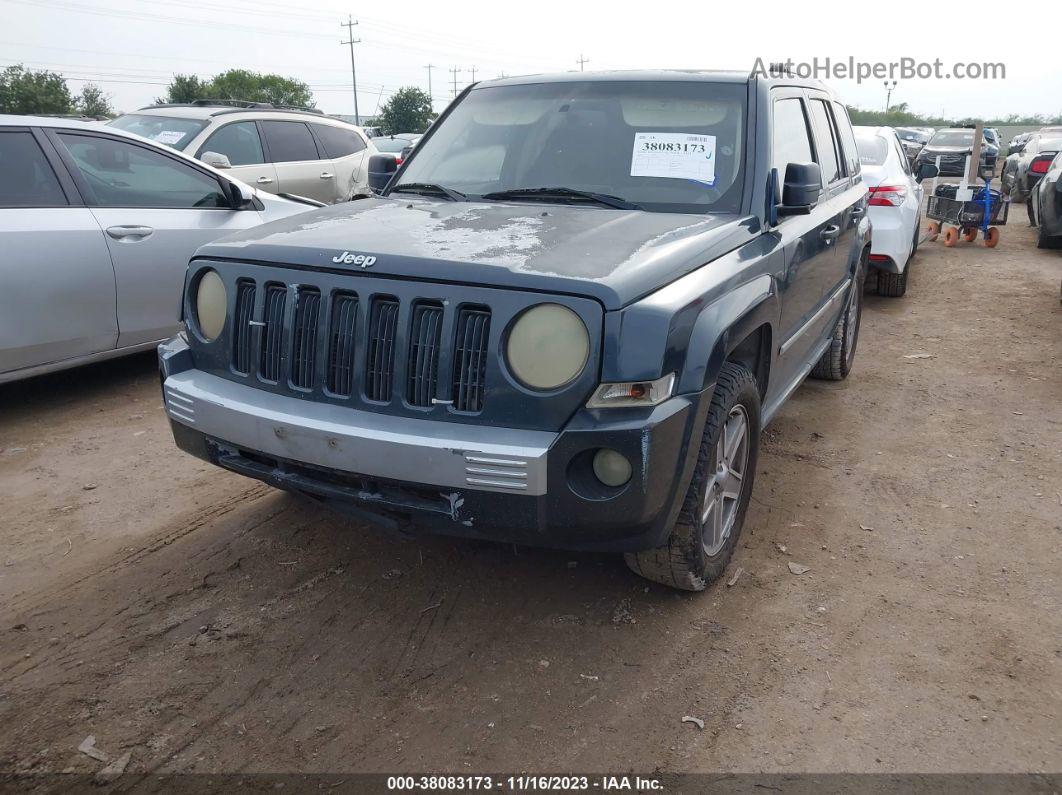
(75, 83, 113, 118)
(378, 87, 434, 135)
(0, 64, 72, 114)
(157, 74, 209, 104)
(205, 69, 314, 107)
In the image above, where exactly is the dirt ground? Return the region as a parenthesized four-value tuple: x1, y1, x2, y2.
(1, 208, 1060, 782)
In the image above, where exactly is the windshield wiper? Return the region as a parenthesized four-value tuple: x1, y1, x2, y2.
(481, 186, 640, 210)
(390, 182, 466, 201)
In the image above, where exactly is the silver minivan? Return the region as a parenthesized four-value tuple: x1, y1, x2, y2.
(110, 102, 377, 204)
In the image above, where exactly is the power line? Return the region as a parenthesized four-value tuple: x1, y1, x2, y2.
(449, 66, 462, 99)
(340, 14, 361, 125)
(576, 54, 589, 71)
(469, 66, 477, 83)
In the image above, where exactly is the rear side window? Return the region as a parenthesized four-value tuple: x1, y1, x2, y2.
(58, 133, 228, 208)
(312, 123, 366, 158)
(854, 133, 888, 166)
(772, 98, 814, 174)
(808, 100, 841, 184)
(199, 121, 265, 166)
(832, 103, 861, 176)
(0, 131, 67, 207)
(261, 121, 320, 163)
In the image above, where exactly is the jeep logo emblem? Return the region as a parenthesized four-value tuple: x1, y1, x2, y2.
(331, 251, 377, 268)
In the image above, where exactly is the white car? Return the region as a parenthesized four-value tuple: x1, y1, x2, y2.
(110, 102, 378, 204)
(854, 125, 929, 297)
(0, 115, 320, 383)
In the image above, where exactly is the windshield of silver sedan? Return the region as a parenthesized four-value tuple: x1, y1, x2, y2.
(395, 80, 747, 214)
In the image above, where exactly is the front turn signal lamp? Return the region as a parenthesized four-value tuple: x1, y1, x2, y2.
(586, 373, 675, 409)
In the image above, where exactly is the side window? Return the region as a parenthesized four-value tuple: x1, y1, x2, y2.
(808, 100, 841, 184)
(199, 121, 265, 166)
(261, 121, 320, 163)
(312, 123, 366, 158)
(0, 131, 67, 207)
(832, 102, 861, 177)
(58, 134, 228, 209)
(893, 135, 911, 174)
(772, 98, 814, 175)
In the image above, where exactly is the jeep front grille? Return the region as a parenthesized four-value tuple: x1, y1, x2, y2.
(231, 280, 256, 375)
(453, 306, 491, 413)
(365, 296, 399, 402)
(407, 302, 444, 407)
(326, 292, 358, 397)
(290, 288, 321, 389)
(259, 284, 286, 382)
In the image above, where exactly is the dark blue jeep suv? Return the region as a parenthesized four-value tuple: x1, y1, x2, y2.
(161, 70, 870, 590)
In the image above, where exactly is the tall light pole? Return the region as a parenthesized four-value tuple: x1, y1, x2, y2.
(883, 80, 897, 114)
(450, 66, 462, 98)
(576, 54, 589, 71)
(341, 15, 361, 125)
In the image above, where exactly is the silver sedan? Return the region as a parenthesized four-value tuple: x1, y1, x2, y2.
(0, 115, 320, 383)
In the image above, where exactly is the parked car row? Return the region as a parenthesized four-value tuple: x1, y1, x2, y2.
(915, 127, 999, 177)
(108, 101, 378, 204)
(1002, 131, 1062, 202)
(0, 115, 319, 383)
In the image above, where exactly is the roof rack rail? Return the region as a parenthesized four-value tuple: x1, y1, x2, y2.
(138, 99, 323, 115)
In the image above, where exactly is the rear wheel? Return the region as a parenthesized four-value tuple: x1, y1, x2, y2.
(624, 362, 760, 591)
(1036, 224, 1061, 249)
(811, 252, 866, 380)
(877, 267, 908, 298)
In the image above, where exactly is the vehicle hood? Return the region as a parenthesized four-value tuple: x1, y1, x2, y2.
(196, 196, 757, 309)
(922, 144, 977, 155)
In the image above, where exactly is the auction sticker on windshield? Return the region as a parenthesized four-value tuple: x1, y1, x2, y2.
(631, 132, 716, 184)
(153, 130, 187, 146)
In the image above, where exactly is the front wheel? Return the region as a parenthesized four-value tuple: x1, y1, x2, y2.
(810, 254, 866, 380)
(624, 362, 760, 591)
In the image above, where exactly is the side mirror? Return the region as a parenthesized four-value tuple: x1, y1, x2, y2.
(201, 151, 232, 169)
(368, 154, 398, 193)
(226, 179, 255, 209)
(916, 162, 938, 182)
(777, 162, 821, 216)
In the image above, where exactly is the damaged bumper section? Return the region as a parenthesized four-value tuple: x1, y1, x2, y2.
(160, 336, 707, 552)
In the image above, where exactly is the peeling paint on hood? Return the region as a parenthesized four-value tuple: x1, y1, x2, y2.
(196, 196, 757, 309)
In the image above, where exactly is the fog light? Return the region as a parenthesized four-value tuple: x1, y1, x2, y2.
(592, 449, 632, 487)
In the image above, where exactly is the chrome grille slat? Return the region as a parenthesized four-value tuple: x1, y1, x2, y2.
(290, 288, 321, 389)
(231, 280, 256, 375)
(365, 297, 399, 402)
(327, 292, 358, 396)
(407, 302, 443, 407)
(259, 284, 286, 382)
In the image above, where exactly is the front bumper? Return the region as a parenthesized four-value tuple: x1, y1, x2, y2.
(160, 337, 709, 552)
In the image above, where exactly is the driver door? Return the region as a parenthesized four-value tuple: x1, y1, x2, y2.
(49, 130, 265, 347)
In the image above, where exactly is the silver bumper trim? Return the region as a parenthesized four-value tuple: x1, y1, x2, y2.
(163, 370, 554, 495)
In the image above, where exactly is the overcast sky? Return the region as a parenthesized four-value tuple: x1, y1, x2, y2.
(3, 0, 1059, 121)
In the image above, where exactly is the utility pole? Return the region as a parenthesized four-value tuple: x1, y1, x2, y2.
(576, 54, 589, 71)
(340, 15, 361, 125)
(450, 66, 462, 98)
(469, 65, 477, 83)
(424, 63, 434, 110)
(883, 79, 897, 114)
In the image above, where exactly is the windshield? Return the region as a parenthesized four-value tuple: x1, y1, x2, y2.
(854, 133, 888, 166)
(896, 129, 927, 143)
(373, 137, 410, 153)
(396, 80, 747, 214)
(930, 130, 975, 147)
(107, 114, 208, 150)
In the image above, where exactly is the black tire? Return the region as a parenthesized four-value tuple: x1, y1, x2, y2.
(624, 362, 760, 592)
(1038, 224, 1062, 250)
(877, 266, 908, 298)
(810, 252, 866, 380)
(1027, 194, 1037, 226)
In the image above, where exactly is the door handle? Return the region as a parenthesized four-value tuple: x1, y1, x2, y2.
(256, 177, 273, 184)
(820, 224, 841, 241)
(105, 225, 154, 240)
(319, 172, 334, 180)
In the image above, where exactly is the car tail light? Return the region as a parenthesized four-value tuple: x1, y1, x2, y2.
(394, 156, 403, 166)
(1030, 156, 1053, 174)
(868, 185, 907, 206)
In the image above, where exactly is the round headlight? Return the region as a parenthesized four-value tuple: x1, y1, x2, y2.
(195, 270, 227, 341)
(506, 304, 589, 390)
